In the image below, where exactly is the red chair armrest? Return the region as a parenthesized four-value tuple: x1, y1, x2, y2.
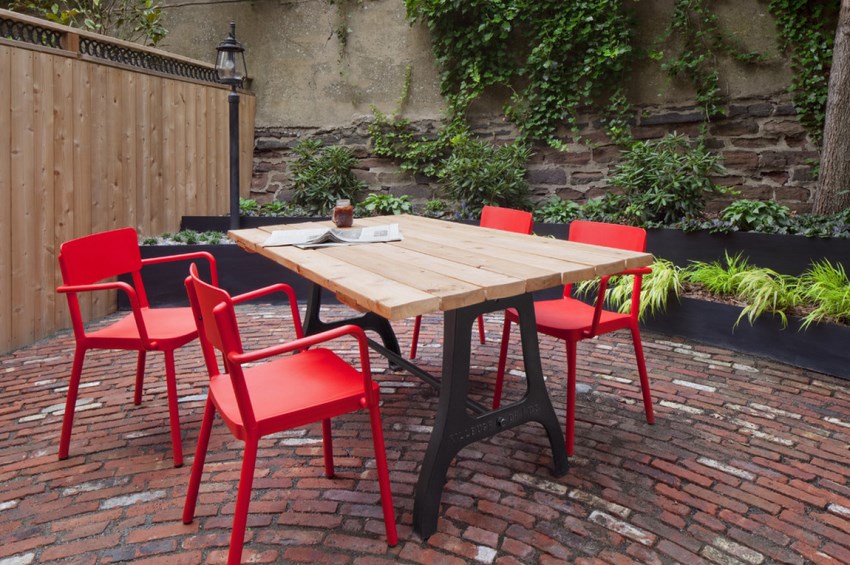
(231, 283, 304, 340)
(57, 281, 154, 346)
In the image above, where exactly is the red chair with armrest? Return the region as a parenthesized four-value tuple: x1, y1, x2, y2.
(409, 205, 533, 358)
(182, 264, 397, 565)
(56, 227, 217, 467)
(493, 220, 655, 455)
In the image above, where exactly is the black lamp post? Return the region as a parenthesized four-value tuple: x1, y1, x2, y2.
(215, 21, 248, 230)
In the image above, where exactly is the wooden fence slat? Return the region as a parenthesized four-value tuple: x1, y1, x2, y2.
(0, 45, 12, 349)
(34, 51, 56, 338)
(122, 70, 137, 229)
(10, 48, 36, 346)
(53, 56, 75, 329)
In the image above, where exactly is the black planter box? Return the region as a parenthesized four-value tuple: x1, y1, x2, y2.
(119, 244, 322, 309)
(642, 297, 850, 380)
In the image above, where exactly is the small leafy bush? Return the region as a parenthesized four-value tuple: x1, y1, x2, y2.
(720, 199, 792, 233)
(534, 197, 582, 224)
(437, 135, 532, 216)
(357, 193, 413, 216)
(610, 133, 731, 226)
(140, 230, 229, 245)
(290, 140, 366, 215)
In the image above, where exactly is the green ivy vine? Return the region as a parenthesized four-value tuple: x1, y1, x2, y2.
(767, 0, 838, 146)
(404, 0, 637, 147)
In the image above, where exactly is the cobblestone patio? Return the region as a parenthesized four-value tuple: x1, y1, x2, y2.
(2, 303, 849, 564)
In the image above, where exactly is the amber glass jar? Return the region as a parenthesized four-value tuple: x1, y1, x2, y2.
(332, 199, 354, 228)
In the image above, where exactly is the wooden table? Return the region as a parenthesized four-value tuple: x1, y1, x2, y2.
(230, 214, 653, 539)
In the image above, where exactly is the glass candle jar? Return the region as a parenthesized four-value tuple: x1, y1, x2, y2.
(332, 199, 354, 228)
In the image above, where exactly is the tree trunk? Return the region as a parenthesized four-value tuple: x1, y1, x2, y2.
(813, 0, 850, 215)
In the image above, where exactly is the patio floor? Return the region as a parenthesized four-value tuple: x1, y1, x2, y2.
(2, 303, 850, 564)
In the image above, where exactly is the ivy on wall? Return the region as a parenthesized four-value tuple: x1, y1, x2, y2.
(404, 0, 636, 148)
(767, 0, 837, 146)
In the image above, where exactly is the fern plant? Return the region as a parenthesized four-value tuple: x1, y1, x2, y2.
(290, 140, 366, 215)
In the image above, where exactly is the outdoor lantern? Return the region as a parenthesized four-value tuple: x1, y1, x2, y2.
(215, 21, 247, 230)
(215, 21, 247, 87)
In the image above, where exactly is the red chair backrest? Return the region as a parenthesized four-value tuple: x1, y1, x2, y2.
(480, 206, 534, 234)
(185, 264, 256, 427)
(568, 220, 646, 252)
(59, 227, 143, 285)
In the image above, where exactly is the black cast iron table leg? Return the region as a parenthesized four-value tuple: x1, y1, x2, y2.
(303, 283, 401, 356)
(412, 292, 569, 539)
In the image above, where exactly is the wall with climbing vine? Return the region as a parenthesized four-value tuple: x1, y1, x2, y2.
(159, 0, 830, 212)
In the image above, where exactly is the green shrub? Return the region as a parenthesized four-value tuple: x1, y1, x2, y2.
(357, 193, 413, 216)
(534, 197, 582, 224)
(437, 135, 532, 216)
(720, 199, 792, 233)
(610, 133, 731, 226)
(290, 140, 366, 215)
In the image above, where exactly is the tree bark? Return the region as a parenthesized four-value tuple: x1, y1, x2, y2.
(813, 0, 850, 214)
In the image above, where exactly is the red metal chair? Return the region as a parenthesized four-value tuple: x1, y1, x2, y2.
(493, 220, 655, 455)
(56, 227, 217, 467)
(182, 264, 397, 564)
(409, 205, 533, 358)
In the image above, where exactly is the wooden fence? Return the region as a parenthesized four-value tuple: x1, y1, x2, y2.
(0, 10, 256, 353)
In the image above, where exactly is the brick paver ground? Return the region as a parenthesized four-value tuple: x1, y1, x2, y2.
(2, 303, 850, 564)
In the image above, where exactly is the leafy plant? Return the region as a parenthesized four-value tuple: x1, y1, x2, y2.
(404, 0, 636, 146)
(290, 139, 366, 215)
(797, 260, 850, 328)
(7, 0, 167, 45)
(768, 0, 838, 145)
(357, 193, 413, 216)
(683, 252, 752, 296)
(720, 199, 792, 233)
(533, 197, 582, 224)
(140, 230, 228, 245)
(437, 135, 531, 216)
(609, 133, 731, 226)
(239, 198, 261, 216)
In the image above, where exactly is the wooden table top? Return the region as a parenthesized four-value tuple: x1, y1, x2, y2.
(229, 214, 654, 321)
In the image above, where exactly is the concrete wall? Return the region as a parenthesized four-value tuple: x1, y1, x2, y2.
(159, 0, 817, 211)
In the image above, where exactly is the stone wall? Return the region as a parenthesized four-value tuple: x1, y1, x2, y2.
(251, 97, 818, 213)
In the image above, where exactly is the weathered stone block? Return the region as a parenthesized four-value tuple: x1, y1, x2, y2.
(721, 151, 759, 169)
(709, 122, 759, 136)
(640, 111, 706, 126)
(527, 167, 567, 185)
(591, 146, 621, 164)
(762, 119, 806, 137)
(571, 171, 604, 185)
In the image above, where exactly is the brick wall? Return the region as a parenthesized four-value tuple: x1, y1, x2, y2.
(251, 96, 819, 214)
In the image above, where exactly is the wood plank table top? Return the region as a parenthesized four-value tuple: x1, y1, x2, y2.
(229, 214, 654, 321)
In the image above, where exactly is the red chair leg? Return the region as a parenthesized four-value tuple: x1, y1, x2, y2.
(410, 315, 422, 359)
(322, 418, 334, 478)
(367, 401, 398, 546)
(164, 351, 183, 467)
(228, 437, 259, 565)
(630, 324, 654, 425)
(133, 350, 146, 405)
(183, 399, 216, 524)
(58, 346, 86, 460)
(492, 317, 513, 410)
(477, 315, 486, 344)
(565, 340, 578, 456)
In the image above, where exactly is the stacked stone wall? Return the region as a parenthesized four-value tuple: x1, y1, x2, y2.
(251, 96, 818, 214)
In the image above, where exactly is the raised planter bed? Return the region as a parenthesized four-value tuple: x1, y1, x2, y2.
(641, 297, 850, 380)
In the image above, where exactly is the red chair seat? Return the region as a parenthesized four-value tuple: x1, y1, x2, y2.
(86, 307, 198, 349)
(210, 349, 380, 439)
(506, 298, 633, 338)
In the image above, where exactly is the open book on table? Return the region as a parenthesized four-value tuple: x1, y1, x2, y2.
(261, 223, 403, 248)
